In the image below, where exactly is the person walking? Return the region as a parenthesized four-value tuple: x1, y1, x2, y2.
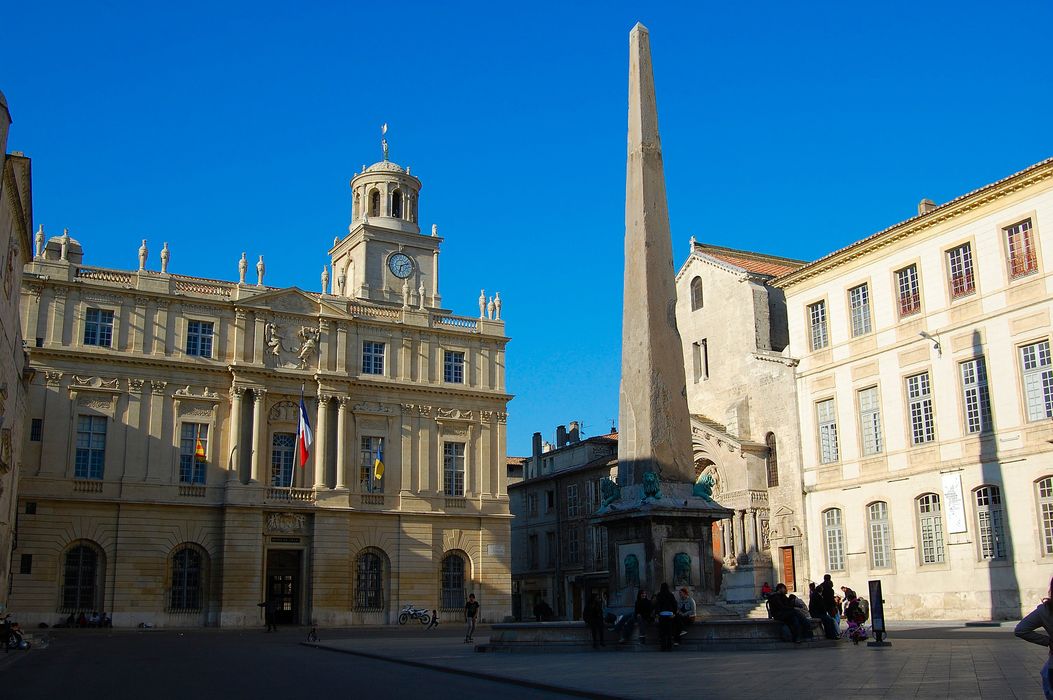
(426, 609, 439, 630)
(1016, 577, 1053, 699)
(463, 593, 480, 644)
(653, 583, 678, 651)
(257, 597, 278, 632)
(583, 594, 605, 649)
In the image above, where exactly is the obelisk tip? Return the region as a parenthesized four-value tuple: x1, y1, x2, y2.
(631, 22, 648, 35)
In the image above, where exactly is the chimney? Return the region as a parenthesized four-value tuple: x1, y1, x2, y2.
(555, 425, 567, 448)
(568, 421, 581, 443)
(918, 198, 937, 216)
(532, 432, 543, 458)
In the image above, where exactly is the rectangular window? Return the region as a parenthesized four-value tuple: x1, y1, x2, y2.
(178, 423, 208, 484)
(975, 487, 1006, 560)
(528, 492, 538, 517)
(83, 308, 114, 347)
(271, 432, 295, 487)
(848, 284, 871, 337)
(692, 342, 703, 382)
(566, 484, 580, 517)
(546, 531, 556, 567)
(867, 502, 891, 569)
(858, 387, 883, 456)
(360, 436, 385, 493)
(947, 243, 976, 298)
(443, 442, 465, 496)
(186, 320, 214, 357)
(960, 357, 992, 434)
(362, 341, 385, 375)
(817, 399, 839, 464)
(1039, 478, 1053, 556)
(907, 372, 935, 444)
(918, 494, 945, 564)
(1006, 218, 1038, 279)
(528, 534, 539, 569)
(566, 527, 580, 564)
(895, 265, 921, 317)
(1021, 340, 1053, 421)
(444, 350, 465, 384)
(585, 480, 597, 512)
(808, 301, 829, 350)
(74, 415, 107, 479)
(30, 418, 43, 442)
(823, 509, 845, 572)
(19, 554, 32, 575)
(545, 490, 554, 512)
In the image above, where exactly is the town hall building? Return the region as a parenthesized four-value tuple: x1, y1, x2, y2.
(9, 148, 513, 627)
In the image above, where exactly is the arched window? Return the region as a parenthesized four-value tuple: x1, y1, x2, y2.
(867, 502, 891, 569)
(440, 553, 466, 610)
(765, 432, 779, 487)
(369, 190, 380, 217)
(170, 546, 205, 611)
(974, 486, 1006, 560)
(391, 189, 403, 219)
(690, 276, 703, 310)
(822, 508, 845, 572)
(1038, 477, 1053, 555)
(355, 550, 385, 610)
(62, 543, 101, 612)
(917, 493, 945, 564)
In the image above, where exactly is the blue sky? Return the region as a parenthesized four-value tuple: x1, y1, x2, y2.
(4, 1, 1052, 456)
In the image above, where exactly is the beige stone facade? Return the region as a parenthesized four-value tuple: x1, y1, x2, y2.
(675, 244, 811, 600)
(776, 157, 1053, 619)
(0, 90, 33, 611)
(10, 154, 512, 627)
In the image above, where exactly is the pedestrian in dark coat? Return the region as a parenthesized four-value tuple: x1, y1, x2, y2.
(653, 583, 678, 651)
(257, 597, 278, 632)
(1015, 576, 1053, 699)
(583, 594, 605, 649)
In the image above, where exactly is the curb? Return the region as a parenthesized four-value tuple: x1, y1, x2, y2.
(302, 641, 633, 700)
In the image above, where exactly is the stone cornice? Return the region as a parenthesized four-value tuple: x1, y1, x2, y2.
(774, 156, 1053, 289)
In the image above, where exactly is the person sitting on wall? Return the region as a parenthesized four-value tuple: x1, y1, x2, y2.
(769, 583, 808, 644)
(675, 587, 697, 642)
(761, 582, 772, 600)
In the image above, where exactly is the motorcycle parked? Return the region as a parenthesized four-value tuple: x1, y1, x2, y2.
(397, 604, 431, 625)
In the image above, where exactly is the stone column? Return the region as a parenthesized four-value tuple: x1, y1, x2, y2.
(335, 397, 349, 489)
(314, 395, 329, 489)
(228, 387, 244, 482)
(251, 389, 267, 483)
(431, 249, 441, 307)
(721, 519, 731, 559)
(733, 510, 746, 561)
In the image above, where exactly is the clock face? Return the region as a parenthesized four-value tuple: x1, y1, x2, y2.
(388, 253, 414, 279)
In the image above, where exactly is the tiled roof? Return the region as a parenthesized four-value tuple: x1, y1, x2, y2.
(506, 456, 528, 466)
(693, 244, 807, 278)
(774, 156, 1053, 287)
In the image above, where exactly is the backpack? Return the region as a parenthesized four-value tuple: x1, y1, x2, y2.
(857, 597, 870, 623)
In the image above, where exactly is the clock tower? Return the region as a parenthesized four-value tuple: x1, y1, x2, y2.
(328, 146, 442, 308)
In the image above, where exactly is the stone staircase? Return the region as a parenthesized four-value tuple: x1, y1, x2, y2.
(723, 600, 771, 620)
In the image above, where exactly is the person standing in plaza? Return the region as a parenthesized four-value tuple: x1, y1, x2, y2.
(583, 594, 605, 649)
(257, 596, 278, 632)
(1015, 577, 1053, 699)
(653, 583, 678, 651)
(463, 593, 480, 644)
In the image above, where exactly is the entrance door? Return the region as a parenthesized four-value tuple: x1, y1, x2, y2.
(711, 522, 723, 594)
(266, 550, 301, 625)
(780, 546, 796, 592)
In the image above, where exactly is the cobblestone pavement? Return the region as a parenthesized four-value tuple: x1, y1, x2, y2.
(310, 622, 1049, 699)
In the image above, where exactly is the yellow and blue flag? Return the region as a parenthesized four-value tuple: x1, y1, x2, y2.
(373, 441, 385, 481)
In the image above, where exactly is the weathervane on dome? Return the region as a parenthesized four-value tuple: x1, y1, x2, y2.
(381, 122, 389, 161)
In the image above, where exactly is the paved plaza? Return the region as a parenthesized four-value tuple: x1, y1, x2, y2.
(1, 621, 1048, 699)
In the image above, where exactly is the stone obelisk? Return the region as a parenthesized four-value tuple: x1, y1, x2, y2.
(618, 22, 695, 488)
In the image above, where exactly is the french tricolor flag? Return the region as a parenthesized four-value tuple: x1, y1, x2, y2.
(296, 387, 313, 471)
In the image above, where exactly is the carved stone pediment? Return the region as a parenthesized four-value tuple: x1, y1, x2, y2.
(266, 512, 307, 533)
(70, 375, 121, 392)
